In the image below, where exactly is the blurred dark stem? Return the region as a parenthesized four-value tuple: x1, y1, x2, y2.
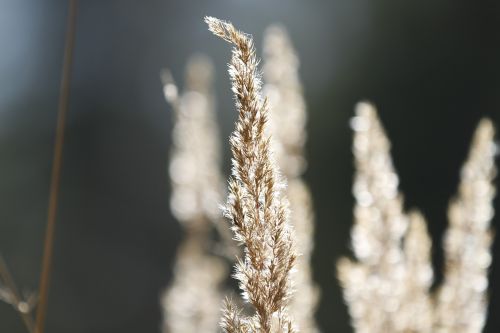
(35, 1, 78, 333)
(0, 255, 35, 333)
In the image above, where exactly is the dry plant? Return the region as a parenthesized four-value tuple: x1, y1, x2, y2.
(434, 118, 496, 333)
(161, 55, 228, 333)
(0, 255, 36, 333)
(338, 102, 496, 333)
(337, 102, 430, 333)
(1, 2, 77, 333)
(205, 17, 298, 333)
(263, 25, 319, 333)
(37, 0, 78, 331)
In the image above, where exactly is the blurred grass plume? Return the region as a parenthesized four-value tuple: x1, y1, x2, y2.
(338, 102, 496, 333)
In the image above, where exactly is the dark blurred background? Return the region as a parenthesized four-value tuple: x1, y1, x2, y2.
(0, 0, 499, 332)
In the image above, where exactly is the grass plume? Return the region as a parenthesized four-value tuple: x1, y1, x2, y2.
(161, 55, 228, 333)
(434, 118, 497, 333)
(263, 25, 319, 333)
(338, 102, 496, 333)
(205, 17, 298, 333)
(337, 102, 430, 333)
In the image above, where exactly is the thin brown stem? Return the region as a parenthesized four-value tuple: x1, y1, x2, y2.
(35, 1, 78, 333)
(0, 255, 35, 333)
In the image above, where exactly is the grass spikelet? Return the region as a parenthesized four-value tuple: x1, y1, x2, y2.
(205, 16, 297, 333)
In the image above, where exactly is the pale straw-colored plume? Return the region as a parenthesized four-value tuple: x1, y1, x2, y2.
(434, 119, 496, 333)
(162, 55, 223, 227)
(205, 17, 298, 333)
(339, 102, 496, 333)
(263, 25, 320, 333)
(161, 55, 228, 333)
(338, 101, 433, 333)
(263, 25, 306, 178)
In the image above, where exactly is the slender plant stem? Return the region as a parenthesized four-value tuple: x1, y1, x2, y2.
(35, 1, 78, 333)
(0, 255, 35, 333)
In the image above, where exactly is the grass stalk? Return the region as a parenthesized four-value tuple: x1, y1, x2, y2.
(35, 1, 78, 332)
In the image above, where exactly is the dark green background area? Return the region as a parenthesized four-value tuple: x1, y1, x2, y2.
(0, 0, 499, 332)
